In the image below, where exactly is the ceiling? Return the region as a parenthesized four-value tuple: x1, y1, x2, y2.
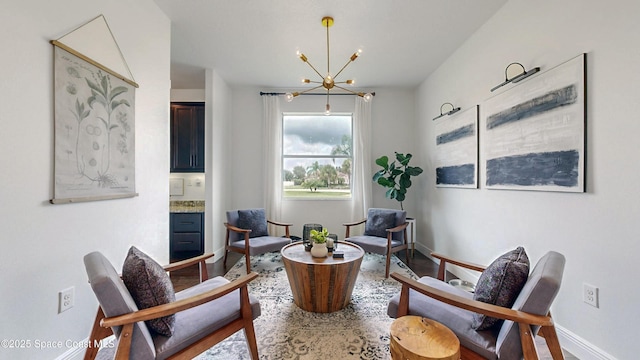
(154, 0, 508, 90)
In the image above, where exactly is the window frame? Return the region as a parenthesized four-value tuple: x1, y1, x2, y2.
(281, 112, 354, 201)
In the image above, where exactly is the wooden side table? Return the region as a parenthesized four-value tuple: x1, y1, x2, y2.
(390, 316, 460, 360)
(281, 241, 364, 313)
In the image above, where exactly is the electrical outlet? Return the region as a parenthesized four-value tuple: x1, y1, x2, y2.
(59, 287, 75, 313)
(583, 283, 598, 308)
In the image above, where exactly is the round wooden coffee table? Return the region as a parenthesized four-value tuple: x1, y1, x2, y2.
(390, 316, 460, 360)
(281, 241, 364, 313)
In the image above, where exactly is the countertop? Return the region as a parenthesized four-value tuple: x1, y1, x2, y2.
(170, 200, 205, 213)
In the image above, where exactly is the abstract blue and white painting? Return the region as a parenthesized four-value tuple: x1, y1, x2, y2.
(434, 105, 478, 188)
(480, 53, 586, 192)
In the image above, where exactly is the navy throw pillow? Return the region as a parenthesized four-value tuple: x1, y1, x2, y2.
(364, 211, 397, 238)
(237, 209, 269, 238)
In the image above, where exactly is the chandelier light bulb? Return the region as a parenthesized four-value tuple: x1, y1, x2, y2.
(302, 78, 310, 83)
(285, 93, 294, 102)
(346, 79, 355, 85)
(297, 50, 308, 63)
(325, 103, 331, 115)
(363, 93, 373, 102)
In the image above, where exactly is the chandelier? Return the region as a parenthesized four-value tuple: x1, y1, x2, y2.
(285, 16, 372, 114)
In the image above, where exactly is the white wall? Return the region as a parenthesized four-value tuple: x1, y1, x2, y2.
(416, 1, 639, 359)
(206, 70, 232, 258)
(0, 2, 171, 359)
(229, 87, 417, 239)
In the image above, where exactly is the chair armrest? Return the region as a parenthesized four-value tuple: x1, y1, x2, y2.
(267, 219, 291, 237)
(267, 219, 293, 227)
(431, 252, 486, 281)
(101, 272, 259, 328)
(343, 218, 367, 238)
(164, 253, 214, 272)
(164, 253, 214, 282)
(224, 222, 252, 234)
(387, 221, 409, 233)
(390, 272, 552, 327)
(343, 218, 367, 227)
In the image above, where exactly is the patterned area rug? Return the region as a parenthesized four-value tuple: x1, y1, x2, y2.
(195, 252, 418, 360)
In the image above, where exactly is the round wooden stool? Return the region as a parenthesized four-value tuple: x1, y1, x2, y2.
(390, 316, 460, 360)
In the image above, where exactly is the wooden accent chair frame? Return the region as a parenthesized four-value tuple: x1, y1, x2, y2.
(83, 252, 261, 360)
(388, 251, 566, 360)
(343, 208, 409, 278)
(224, 209, 292, 273)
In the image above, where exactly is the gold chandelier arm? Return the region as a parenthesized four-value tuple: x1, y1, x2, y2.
(297, 84, 325, 95)
(333, 52, 359, 80)
(303, 58, 325, 80)
(333, 84, 362, 95)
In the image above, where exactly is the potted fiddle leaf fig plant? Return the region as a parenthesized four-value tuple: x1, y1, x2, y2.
(373, 152, 423, 211)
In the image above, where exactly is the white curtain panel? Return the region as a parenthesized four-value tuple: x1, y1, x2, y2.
(262, 95, 283, 225)
(351, 96, 373, 220)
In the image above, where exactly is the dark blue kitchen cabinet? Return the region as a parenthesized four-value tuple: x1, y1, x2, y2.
(170, 212, 204, 261)
(170, 102, 204, 173)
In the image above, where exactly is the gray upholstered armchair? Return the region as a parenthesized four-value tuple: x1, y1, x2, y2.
(83, 248, 261, 360)
(343, 208, 409, 278)
(388, 249, 566, 360)
(224, 208, 292, 273)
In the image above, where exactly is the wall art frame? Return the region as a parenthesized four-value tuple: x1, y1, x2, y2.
(480, 53, 586, 192)
(50, 15, 139, 204)
(434, 105, 479, 188)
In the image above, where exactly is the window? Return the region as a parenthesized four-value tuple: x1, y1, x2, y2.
(282, 113, 352, 199)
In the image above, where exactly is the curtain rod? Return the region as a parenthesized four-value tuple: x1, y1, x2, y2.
(260, 91, 375, 97)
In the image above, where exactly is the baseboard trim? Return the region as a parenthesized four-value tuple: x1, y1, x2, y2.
(53, 345, 83, 360)
(54, 335, 115, 360)
(415, 242, 617, 360)
(556, 325, 617, 360)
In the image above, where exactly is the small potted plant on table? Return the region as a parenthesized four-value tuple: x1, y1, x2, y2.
(309, 228, 329, 258)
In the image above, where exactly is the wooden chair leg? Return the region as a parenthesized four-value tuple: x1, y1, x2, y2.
(405, 248, 410, 266)
(240, 287, 259, 360)
(437, 259, 446, 281)
(245, 254, 251, 274)
(539, 325, 565, 360)
(385, 253, 391, 278)
(113, 323, 134, 360)
(199, 259, 209, 282)
(519, 322, 540, 360)
(84, 307, 113, 360)
(223, 230, 231, 269)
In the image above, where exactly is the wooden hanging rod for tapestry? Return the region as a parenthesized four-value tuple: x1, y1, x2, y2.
(50, 193, 139, 205)
(51, 40, 139, 88)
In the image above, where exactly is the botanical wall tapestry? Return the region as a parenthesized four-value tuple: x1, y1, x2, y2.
(52, 45, 136, 202)
(480, 53, 586, 192)
(434, 105, 478, 188)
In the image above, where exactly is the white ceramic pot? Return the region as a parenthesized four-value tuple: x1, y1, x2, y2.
(310, 242, 328, 258)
